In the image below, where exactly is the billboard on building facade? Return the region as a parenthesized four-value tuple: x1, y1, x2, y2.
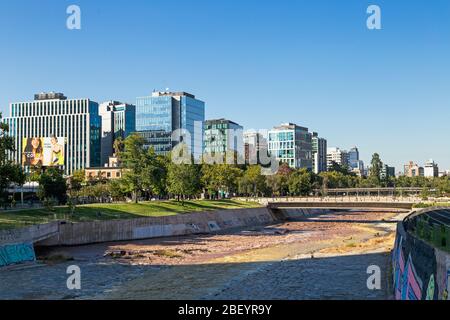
(22, 136, 65, 167)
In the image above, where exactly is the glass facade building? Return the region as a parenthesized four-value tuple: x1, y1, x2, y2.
(312, 132, 327, 174)
(99, 101, 136, 166)
(348, 147, 360, 169)
(268, 123, 313, 169)
(3, 93, 101, 175)
(204, 119, 243, 155)
(136, 92, 205, 159)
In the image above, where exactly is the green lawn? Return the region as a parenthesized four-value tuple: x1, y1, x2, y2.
(0, 199, 262, 230)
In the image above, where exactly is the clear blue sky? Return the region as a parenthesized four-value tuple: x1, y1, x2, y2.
(0, 0, 449, 171)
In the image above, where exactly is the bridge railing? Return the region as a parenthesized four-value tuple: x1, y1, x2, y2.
(235, 196, 424, 206)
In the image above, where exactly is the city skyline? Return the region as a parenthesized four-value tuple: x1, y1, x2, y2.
(1, 0, 449, 170)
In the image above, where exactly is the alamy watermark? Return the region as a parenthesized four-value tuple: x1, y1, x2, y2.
(66, 5, 81, 30)
(170, 124, 279, 176)
(66, 265, 81, 290)
(366, 265, 381, 290)
(367, 5, 382, 30)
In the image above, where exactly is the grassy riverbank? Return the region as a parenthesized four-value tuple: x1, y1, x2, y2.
(413, 202, 450, 209)
(0, 200, 262, 230)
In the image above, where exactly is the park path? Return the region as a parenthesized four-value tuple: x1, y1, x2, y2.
(0, 209, 409, 300)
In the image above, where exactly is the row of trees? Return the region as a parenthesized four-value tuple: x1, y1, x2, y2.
(68, 134, 450, 204)
(2, 118, 450, 207)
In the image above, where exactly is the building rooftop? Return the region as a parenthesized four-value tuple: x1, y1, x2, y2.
(271, 123, 309, 131)
(151, 91, 196, 99)
(34, 92, 67, 101)
(205, 118, 241, 126)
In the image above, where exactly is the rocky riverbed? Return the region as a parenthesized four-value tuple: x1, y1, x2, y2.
(0, 209, 409, 300)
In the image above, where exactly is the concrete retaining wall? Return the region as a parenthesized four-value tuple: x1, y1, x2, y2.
(278, 208, 335, 219)
(38, 207, 275, 246)
(392, 211, 450, 300)
(0, 222, 59, 246)
(0, 223, 59, 267)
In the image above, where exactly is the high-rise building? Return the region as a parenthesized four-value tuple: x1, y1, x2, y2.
(424, 159, 439, 178)
(380, 164, 396, 179)
(204, 119, 243, 156)
(99, 101, 136, 166)
(268, 123, 312, 170)
(312, 132, 327, 174)
(135, 91, 205, 159)
(439, 170, 450, 177)
(2, 92, 101, 175)
(327, 147, 349, 169)
(244, 130, 268, 165)
(404, 161, 424, 177)
(348, 147, 360, 169)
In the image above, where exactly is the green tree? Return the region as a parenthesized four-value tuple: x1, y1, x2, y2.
(0, 113, 26, 207)
(238, 165, 267, 197)
(108, 179, 129, 201)
(265, 163, 293, 197)
(328, 161, 352, 176)
(118, 134, 163, 203)
(201, 164, 243, 199)
(288, 168, 314, 196)
(369, 153, 383, 186)
(68, 169, 85, 192)
(167, 162, 201, 203)
(37, 167, 67, 205)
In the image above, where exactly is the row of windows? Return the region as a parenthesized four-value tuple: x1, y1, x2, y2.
(4, 115, 101, 175)
(11, 100, 92, 117)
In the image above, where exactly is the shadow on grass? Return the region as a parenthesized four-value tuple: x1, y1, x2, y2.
(0, 200, 261, 230)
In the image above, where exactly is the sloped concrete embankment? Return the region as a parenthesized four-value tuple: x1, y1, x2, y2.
(392, 209, 450, 300)
(38, 208, 276, 246)
(0, 207, 333, 267)
(0, 222, 59, 267)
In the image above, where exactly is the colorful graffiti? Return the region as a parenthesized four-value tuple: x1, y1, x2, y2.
(393, 215, 450, 300)
(0, 243, 36, 267)
(426, 275, 435, 300)
(393, 236, 405, 300)
(401, 255, 423, 300)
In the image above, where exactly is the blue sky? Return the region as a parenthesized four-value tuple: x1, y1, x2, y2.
(0, 0, 449, 171)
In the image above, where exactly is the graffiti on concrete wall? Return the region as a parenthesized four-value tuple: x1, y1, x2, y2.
(393, 221, 450, 300)
(401, 254, 423, 300)
(426, 274, 435, 300)
(0, 243, 36, 267)
(393, 236, 405, 300)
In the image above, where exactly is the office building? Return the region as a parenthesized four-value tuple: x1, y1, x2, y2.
(424, 159, 439, 178)
(404, 161, 424, 177)
(312, 132, 327, 174)
(3, 92, 101, 175)
(244, 130, 268, 165)
(204, 119, 243, 156)
(327, 147, 349, 169)
(348, 147, 360, 169)
(136, 91, 205, 159)
(268, 123, 312, 169)
(99, 101, 135, 166)
(85, 155, 124, 181)
(380, 164, 396, 179)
